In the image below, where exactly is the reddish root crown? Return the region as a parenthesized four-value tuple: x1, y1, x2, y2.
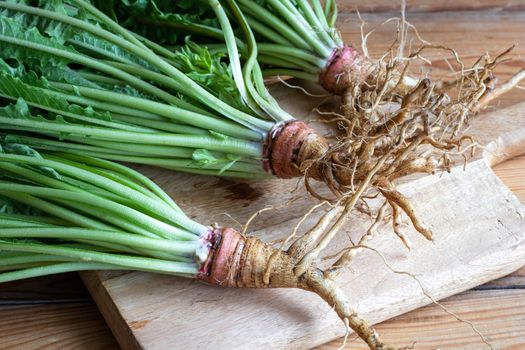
(263, 120, 328, 180)
(197, 228, 297, 288)
(319, 45, 377, 95)
(263, 121, 357, 188)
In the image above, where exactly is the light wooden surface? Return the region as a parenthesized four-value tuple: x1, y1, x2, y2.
(1, 4, 525, 350)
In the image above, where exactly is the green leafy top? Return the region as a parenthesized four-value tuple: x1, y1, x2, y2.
(94, 0, 223, 45)
(172, 40, 250, 114)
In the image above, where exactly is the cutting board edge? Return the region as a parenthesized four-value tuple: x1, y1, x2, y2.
(81, 271, 142, 350)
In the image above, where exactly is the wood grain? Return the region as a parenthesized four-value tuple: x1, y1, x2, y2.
(322, 290, 525, 349)
(336, 1, 525, 14)
(494, 155, 525, 203)
(2, 147, 524, 349)
(324, 154, 525, 349)
(0, 273, 90, 303)
(336, 10, 525, 109)
(0, 273, 119, 349)
(0, 303, 118, 350)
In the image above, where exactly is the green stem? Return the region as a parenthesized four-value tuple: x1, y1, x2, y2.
(49, 153, 183, 213)
(0, 93, 152, 133)
(53, 153, 269, 178)
(47, 89, 168, 120)
(257, 43, 326, 67)
(209, 0, 252, 115)
(0, 262, 124, 283)
(0, 133, 147, 157)
(1, 192, 116, 231)
(109, 113, 207, 135)
(0, 116, 263, 156)
(134, 17, 225, 42)
(0, 253, 72, 266)
(0, 162, 162, 223)
(129, 31, 178, 60)
(258, 53, 320, 74)
(0, 214, 71, 226)
(311, 0, 330, 31)
(225, 0, 294, 123)
(312, 0, 342, 45)
(0, 227, 199, 256)
(44, 90, 209, 135)
(243, 17, 292, 47)
(0, 183, 196, 240)
(61, 136, 194, 158)
(0, 242, 199, 275)
(0, 153, 204, 233)
(296, 0, 336, 48)
(325, 0, 338, 27)
(99, 61, 215, 117)
(49, 198, 165, 239)
(258, 55, 309, 71)
(78, 71, 125, 86)
(267, 0, 331, 57)
(50, 82, 262, 141)
(67, 38, 139, 66)
(237, 0, 311, 51)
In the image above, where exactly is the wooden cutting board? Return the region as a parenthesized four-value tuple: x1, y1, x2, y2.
(80, 81, 525, 349)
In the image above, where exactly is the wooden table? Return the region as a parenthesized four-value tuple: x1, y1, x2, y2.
(1, 3, 525, 350)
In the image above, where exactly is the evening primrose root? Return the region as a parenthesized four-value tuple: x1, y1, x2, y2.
(0, 145, 396, 349)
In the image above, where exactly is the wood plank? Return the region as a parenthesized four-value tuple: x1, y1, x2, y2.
(336, 1, 525, 14)
(2, 148, 522, 350)
(322, 289, 525, 349)
(4, 148, 521, 349)
(82, 271, 141, 350)
(478, 266, 525, 289)
(494, 155, 525, 203)
(0, 303, 118, 350)
(0, 273, 90, 303)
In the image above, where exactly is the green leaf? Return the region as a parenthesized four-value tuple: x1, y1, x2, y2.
(172, 41, 250, 114)
(0, 135, 62, 180)
(0, 68, 116, 126)
(0, 15, 75, 68)
(97, 0, 222, 45)
(68, 31, 155, 69)
(0, 195, 43, 216)
(191, 148, 218, 167)
(219, 155, 240, 175)
(38, 65, 101, 89)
